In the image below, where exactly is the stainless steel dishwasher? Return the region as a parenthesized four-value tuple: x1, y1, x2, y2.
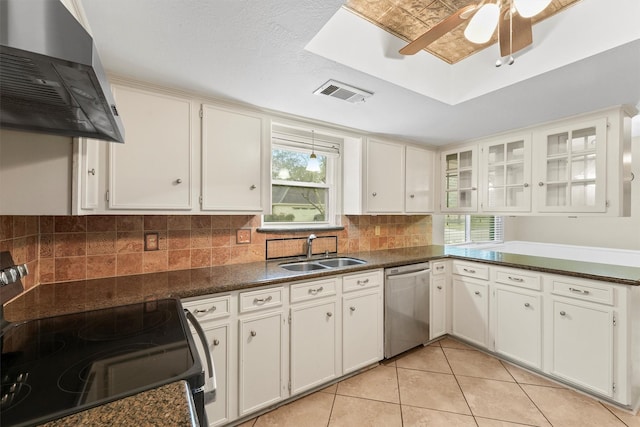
(384, 262, 431, 358)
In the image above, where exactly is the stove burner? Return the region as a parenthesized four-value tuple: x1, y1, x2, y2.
(1, 380, 31, 411)
(77, 308, 171, 341)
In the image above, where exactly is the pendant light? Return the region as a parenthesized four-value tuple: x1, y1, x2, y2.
(464, 2, 500, 44)
(306, 130, 321, 172)
(513, 0, 552, 18)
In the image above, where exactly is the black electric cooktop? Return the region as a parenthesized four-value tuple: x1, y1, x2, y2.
(1, 299, 202, 427)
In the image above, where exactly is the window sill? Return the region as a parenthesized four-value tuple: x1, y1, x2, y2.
(257, 226, 345, 233)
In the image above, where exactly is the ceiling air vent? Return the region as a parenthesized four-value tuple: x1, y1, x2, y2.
(313, 80, 373, 103)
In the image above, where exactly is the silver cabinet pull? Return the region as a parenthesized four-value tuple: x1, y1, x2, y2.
(88, 168, 96, 175)
(508, 276, 524, 282)
(250, 330, 257, 337)
(254, 295, 273, 305)
(569, 287, 590, 295)
(538, 182, 544, 187)
(474, 291, 481, 296)
(560, 311, 566, 316)
(176, 178, 183, 184)
(308, 286, 324, 295)
(523, 183, 529, 188)
(326, 312, 333, 317)
(194, 306, 217, 315)
(471, 187, 477, 191)
(410, 194, 415, 198)
(436, 265, 444, 271)
(524, 303, 531, 308)
(372, 192, 377, 197)
(463, 268, 476, 274)
(350, 306, 356, 312)
(357, 279, 370, 286)
(213, 339, 220, 346)
(437, 286, 443, 290)
(250, 184, 257, 190)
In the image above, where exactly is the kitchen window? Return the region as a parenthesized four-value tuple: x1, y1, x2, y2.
(263, 125, 341, 228)
(444, 215, 504, 245)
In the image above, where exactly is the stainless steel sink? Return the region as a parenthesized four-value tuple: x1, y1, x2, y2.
(279, 257, 366, 272)
(317, 257, 367, 268)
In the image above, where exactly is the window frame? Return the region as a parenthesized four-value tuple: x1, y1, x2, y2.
(444, 214, 504, 245)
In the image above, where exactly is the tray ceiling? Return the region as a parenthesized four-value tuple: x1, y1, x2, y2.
(344, 0, 582, 64)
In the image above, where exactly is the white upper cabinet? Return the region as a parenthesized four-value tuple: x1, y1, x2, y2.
(480, 134, 532, 213)
(201, 105, 265, 212)
(440, 146, 478, 213)
(365, 139, 405, 213)
(109, 85, 192, 210)
(533, 117, 607, 213)
(405, 146, 435, 213)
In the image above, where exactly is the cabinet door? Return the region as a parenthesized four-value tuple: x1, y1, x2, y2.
(550, 298, 614, 397)
(290, 300, 337, 394)
(430, 275, 447, 339)
(534, 118, 607, 213)
(481, 134, 532, 212)
(405, 146, 435, 213)
(239, 311, 285, 415)
(80, 138, 100, 210)
(441, 147, 478, 212)
(343, 291, 383, 373)
(452, 277, 488, 347)
(109, 85, 192, 209)
(366, 139, 404, 213)
(493, 286, 542, 369)
(201, 105, 263, 211)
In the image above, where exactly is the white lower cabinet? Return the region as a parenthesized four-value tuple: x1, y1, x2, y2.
(452, 275, 489, 348)
(430, 261, 449, 340)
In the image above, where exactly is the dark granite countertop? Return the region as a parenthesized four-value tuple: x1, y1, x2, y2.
(40, 381, 197, 427)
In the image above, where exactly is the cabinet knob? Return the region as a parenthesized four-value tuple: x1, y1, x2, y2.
(538, 182, 544, 187)
(176, 178, 183, 184)
(437, 286, 443, 290)
(88, 168, 96, 176)
(250, 330, 257, 337)
(410, 194, 415, 199)
(213, 339, 220, 346)
(523, 183, 529, 188)
(524, 303, 531, 308)
(471, 187, 477, 191)
(250, 184, 257, 190)
(350, 306, 356, 312)
(474, 291, 481, 296)
(559, 311, 566, 316)
(326, 312, 333, 317)
(372, 192, 377, 197)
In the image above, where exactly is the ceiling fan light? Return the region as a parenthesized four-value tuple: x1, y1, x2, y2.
(464, 3, 500, 44)
(513, 0, 552, 18)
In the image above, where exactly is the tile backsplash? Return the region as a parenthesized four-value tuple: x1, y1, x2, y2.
(0, 214, 431, 297)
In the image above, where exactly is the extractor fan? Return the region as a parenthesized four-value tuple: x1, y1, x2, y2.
(399, 0, 552, 65)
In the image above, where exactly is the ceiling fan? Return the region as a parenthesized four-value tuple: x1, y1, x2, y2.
(399, 0, 552, 65)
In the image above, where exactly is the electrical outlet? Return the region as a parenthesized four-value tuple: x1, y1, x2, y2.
(144, 232, 159, 251)
(375, 225, 380, 236)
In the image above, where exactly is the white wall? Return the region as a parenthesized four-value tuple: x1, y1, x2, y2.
(503, 135, 640, 250)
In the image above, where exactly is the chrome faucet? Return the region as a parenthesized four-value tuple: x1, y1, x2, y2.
(306, 234, 317, 259)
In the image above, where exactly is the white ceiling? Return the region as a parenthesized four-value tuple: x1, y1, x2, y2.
(79, 0, 640, 146)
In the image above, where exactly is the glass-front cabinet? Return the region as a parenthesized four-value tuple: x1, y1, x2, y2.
(441, 147, 477, 212)
(481, 134, 532, 212)
(534, 118, 607, 213)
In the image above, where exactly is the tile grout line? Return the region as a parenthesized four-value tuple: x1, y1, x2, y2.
(440, 342, 476, 422)
(598, 401, 631, 427)
(326, 384, 338, 427)
(499, 359, 554, 427)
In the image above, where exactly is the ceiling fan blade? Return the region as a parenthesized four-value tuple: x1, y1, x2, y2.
(400, 4, 478, 55)
(499, 8, 533, 57)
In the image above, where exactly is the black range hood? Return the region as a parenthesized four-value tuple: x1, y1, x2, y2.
(0, 0, 124, 142)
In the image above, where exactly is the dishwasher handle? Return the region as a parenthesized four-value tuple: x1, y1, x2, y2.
(385, 268, 431, 280)
(185, 308, 217, 403)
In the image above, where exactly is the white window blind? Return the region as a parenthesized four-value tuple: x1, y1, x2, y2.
(444, 215, 504, 245)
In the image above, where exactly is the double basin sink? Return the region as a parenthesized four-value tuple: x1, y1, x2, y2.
(279, 257, 367, 272)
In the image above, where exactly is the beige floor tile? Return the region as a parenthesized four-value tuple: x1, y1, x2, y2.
(397, 368, 471, 415)
(502, 361, 563, 388)
(457, 376, 550, 426)
(336, 365, 399, 403)
(443, 348, 514, 382)
(603, 403, 640, 427)
(522, 384, 626, 427)
(402, 405, 476, 426)
(235, 419, 256, 427)
(328, 395, 402, 427)
(381, 358, 397, 367)
(320, 383, 337, 394)
(395, 345, 452, 374)
(254, 392, 334, 427)
(475, 417, 540, 426)
(438, 336, 474, 350)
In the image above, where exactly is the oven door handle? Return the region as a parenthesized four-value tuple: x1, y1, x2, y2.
(184, 308, 217, 403)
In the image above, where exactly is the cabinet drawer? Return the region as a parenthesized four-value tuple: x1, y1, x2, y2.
(431, 261, 448, 276)
(494, 268, 541, 291)
(291, 278, 338, 303)
(183, 295, 231, 321)
(551, 277, 613, 305)
(452, 261, 489, 280)
(240, 287, 283, 313)
(343, 270, 382, 293)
